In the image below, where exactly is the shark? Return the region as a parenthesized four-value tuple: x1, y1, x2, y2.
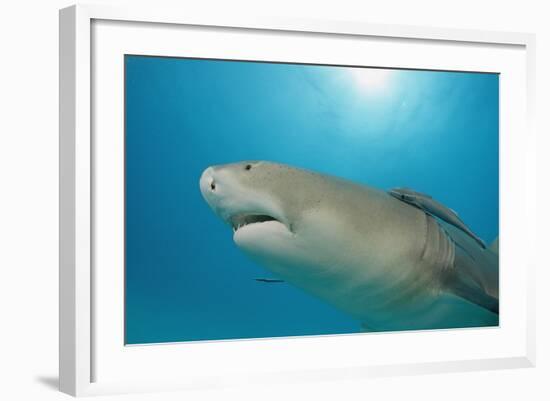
(199, 161, 499, 332)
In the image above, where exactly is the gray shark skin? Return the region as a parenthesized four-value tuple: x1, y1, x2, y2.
(199, 161, 499, 332)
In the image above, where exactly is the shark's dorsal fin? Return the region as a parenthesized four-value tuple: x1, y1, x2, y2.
(388, 187, 487, 249)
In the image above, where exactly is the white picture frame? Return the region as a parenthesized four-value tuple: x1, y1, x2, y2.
(59, 4, 536, 397)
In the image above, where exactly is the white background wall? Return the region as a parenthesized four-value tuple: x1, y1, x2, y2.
(0, 0, 547, 399)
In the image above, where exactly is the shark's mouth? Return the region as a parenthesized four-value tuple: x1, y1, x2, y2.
(230, 213, 279, 233)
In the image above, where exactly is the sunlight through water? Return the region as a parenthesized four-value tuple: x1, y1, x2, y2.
(351, 67, 392, 90)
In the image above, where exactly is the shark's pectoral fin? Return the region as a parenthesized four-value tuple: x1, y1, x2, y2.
(442, 268, 499, 314)
(448, 278, 499, 314)
(423, 215, 498, 315)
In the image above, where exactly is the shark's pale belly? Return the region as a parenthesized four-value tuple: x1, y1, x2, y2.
(253, 251, 498, 331)
(236, 206, 498, 332)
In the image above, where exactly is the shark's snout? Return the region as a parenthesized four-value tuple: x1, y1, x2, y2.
(199, 162, 289, 236)
(199, 166, 216, 199)
(200, 166, 232, 222)
(200, 164, 246, 222)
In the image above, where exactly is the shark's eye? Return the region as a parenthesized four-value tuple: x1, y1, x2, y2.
(210, 182, 216, 190)
(245, 164, 252, 171)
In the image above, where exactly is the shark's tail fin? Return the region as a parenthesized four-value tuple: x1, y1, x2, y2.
(489, 237, 499, 254)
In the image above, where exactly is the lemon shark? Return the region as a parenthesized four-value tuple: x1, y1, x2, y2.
(199, 161, 499, 331)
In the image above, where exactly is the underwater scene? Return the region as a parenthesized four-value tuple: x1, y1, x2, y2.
(125, 55, 499, 345)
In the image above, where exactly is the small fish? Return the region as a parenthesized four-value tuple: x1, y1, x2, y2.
(254, 278, 285, 283)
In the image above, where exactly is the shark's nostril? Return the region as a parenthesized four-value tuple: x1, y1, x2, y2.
(199, 167, 218, 199)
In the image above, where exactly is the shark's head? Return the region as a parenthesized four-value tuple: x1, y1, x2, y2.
(199, 161, 347, 271)
(200, 161, 299, 244)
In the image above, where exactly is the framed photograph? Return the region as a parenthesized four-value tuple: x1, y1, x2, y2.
(59, 4, 536, 396)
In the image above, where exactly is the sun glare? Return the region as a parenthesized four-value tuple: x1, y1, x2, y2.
(351, 68, 392, 90)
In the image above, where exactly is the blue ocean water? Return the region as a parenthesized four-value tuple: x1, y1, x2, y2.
(125, 55, 499, 345)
